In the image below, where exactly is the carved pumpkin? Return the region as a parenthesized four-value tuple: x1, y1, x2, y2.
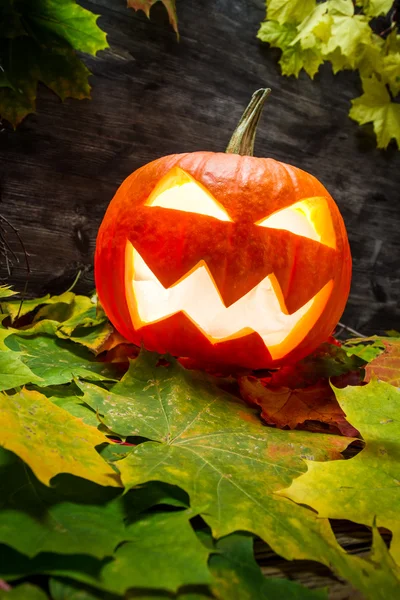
(95, 89, 351, 369)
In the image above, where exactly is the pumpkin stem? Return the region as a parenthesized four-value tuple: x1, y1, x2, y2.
(225, 88, 271, 156)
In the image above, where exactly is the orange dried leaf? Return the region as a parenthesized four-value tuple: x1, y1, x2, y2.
(239, 377, 359, 437)
(365, 340, 400, 387)
(127, 0, 178, 36)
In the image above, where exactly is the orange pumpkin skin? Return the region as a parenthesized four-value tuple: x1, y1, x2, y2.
(95, 151, 352, 369)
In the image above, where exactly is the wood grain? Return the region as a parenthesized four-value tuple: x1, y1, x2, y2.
(0, 3, 398, 594)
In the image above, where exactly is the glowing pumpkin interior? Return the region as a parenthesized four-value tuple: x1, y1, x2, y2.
(125, 168, 336, 359)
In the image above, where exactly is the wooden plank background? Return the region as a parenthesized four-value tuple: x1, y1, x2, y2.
(0, 0, 399, 335)
(0, 1, 399, 595)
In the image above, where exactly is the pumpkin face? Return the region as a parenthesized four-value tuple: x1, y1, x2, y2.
(95, 151, 351, 369)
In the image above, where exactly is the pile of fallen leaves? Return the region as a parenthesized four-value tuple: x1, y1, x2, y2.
(0, 285, 399, 599)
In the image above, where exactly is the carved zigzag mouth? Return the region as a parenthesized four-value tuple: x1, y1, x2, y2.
(128, 244, 333, 355)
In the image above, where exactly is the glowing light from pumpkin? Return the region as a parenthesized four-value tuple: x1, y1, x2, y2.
(125, 173, 336, 359)
(257, 202, 319, 242)
(146, 167, 232, 221)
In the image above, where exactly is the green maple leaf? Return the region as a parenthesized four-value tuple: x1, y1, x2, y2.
(4, 332, 119, 386)
(257, 20, 298, 49)
(0, 583, 49, 600)
(0, 449, 125, 558)
(0, 510, 211, 595)
(325, 48, 352, 73)
(3, 290, 113, 351)
(266, 0, 317, 25)
(77, 350, 392, 597)
(0, 349, 43, 391)
(356, 0, 394, 17)
(127, 0, 179, 36)
(367, 526, 400, 591)
(39, 383, 101, 427)
(281, 379, 400, 565)
(327, 0, 355, 16)
(342, 335, 390, 362)
(291, 3, 329, 48)
(257, 20, 323, 78)
(382, 51, 400, 95)
(0, 387, 120, 487)
(384, 30, 400, 54)
(0, 0, 108, 128)
(210, 532, 328, 600)
(280, 44, 323, 78)
(103, 510, 212, 593)
(49, 577, 212, 600)
(34, 293, 113, 352)
(356, 35, 386, 77)
(0, 292, 71, 322)
(349, 75, 400, 149)
(325, 14, 372, 66)
(49, 578, 120, 600)
(0, 285, 17, 299)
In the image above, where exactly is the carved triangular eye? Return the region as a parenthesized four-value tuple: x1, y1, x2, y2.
(255, 197, 336, 249)
(146, 167, 232, 221)
(256, 201, 320, 241)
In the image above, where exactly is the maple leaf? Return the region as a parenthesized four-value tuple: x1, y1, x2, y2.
(257, 20, 323, 78)
(291, 3, 329, 48)
(265, 342, 365, 388)
(266, 0, 317, 25)
(78, 351, 388, 590)
(0, 349, 43, 391)
(327, 0, 355, 16)
(0, 292, 72, 323)
(3, 291, 113, 352)
(127, 0, 179, 37)
(0, 388, 120, 487)
(349, 75, 400, 149)
(367, 526, 400, 591)
(281, 379, 400, 565)
(280, 44, 323, 78)
(257, 20, 298, 49)
(0, 285, 17, 299)
(0, 0, 108, 128)
(365, 339, 400, 386)
(0, 583, 49, 600)
(356, 35, 386, 78)
(38, 383, 100, 427)
(4, 332, 119, 386)
(258, 0, 399, 149)
(49, 577, 212, 600)
(382, 51, 400, 95)
(0, 449, 125, 559)
(325, 14, 372, 66)
(238, 377, 359, 437)
(210, 532, 328, 600)
(356, 0, 394, 17)
(325, 48, 353, 73)
(247, 341, 365, 436)
(0, 510, 212, 595)
(343, 335, 388, 362)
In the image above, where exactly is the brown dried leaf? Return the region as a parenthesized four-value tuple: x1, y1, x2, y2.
(127, 0, 178, 36)
(239, 377, 359, 437)
(365, 340, 400, 387)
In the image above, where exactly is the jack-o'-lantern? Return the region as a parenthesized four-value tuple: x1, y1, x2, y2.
(95, 89, 351, 369)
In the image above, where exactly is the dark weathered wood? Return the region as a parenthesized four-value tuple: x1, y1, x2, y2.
(0, 3, 398, 594)
(0, 0, 399, 334)
(255, 519, 392, 599)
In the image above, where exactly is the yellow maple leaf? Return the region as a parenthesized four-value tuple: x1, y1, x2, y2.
(0, 388, 121, 487)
